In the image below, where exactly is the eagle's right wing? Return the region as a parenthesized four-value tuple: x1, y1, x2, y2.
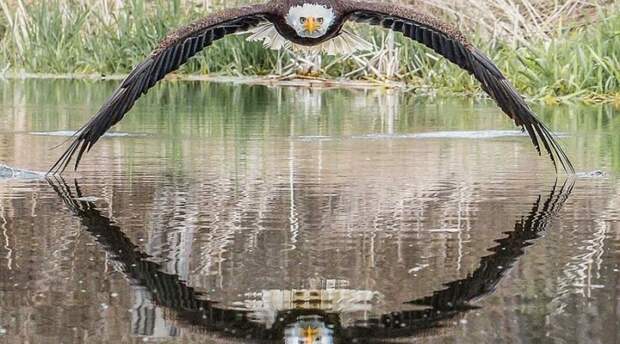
(49, 4, 275, 174)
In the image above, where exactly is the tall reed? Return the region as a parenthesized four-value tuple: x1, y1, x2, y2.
(0, 0, 618, 102)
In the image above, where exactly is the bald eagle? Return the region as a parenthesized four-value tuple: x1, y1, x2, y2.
(48, 0, 574, 175)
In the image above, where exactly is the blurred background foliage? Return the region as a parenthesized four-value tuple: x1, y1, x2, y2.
(0, 0, 618, 102)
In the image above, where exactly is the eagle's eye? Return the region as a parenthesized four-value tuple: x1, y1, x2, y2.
(317, 17, 324, 23)
(299, 17, 306, 24)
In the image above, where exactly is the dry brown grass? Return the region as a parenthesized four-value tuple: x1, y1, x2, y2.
(387, 0, 612, 44)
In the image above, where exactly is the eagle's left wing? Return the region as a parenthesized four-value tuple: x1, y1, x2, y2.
(342, 1, 573, 173)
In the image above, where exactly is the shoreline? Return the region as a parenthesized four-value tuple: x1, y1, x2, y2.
(0, 72, 407, 90)
(1, 71, 618, 104)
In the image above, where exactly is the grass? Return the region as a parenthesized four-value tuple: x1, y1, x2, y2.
(386, 13, 620, 103)
(0, 0, 618, 103)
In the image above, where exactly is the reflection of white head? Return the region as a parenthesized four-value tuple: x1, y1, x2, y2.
(284, 316, 334, 344)
(286, 4, 335, 38)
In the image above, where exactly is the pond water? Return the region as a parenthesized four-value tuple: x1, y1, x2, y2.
(0, 79, 618, 343)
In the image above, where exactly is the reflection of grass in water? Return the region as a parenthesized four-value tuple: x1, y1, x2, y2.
(537, 103, 620, 172)
(6, 79, 619, 172)
(0, 0, 618, 101)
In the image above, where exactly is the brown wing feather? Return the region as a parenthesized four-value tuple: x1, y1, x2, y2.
(48, 4, 274, 175)
(344, 1, 573, 173)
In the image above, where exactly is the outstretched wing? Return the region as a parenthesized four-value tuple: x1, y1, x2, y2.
(343, 1, 573, 173)
(49, 4, 275, 175)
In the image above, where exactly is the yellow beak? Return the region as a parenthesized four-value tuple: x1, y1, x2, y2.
(303, 17, 319, 33)
(303, 326, 318, 343)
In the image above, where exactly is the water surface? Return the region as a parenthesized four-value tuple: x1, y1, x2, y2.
(0, 79, 618, 343)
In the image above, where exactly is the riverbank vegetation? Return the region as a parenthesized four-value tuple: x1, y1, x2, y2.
(0, 0, 618, 103)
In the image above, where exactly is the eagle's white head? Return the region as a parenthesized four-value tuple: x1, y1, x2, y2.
(285, 4, 335, 38)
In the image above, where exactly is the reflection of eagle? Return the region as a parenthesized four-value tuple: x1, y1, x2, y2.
(49, 0, 573, 175)
(49, 177, 572, 342)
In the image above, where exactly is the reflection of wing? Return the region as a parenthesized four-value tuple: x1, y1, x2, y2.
(347, 179, 573, 339)
(344, 1, 573, 173)
(49, 177, 573, 342)
(48, 4, 274, 175)
(409, 181, 573, 310)
(48, 178, 270, 339)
